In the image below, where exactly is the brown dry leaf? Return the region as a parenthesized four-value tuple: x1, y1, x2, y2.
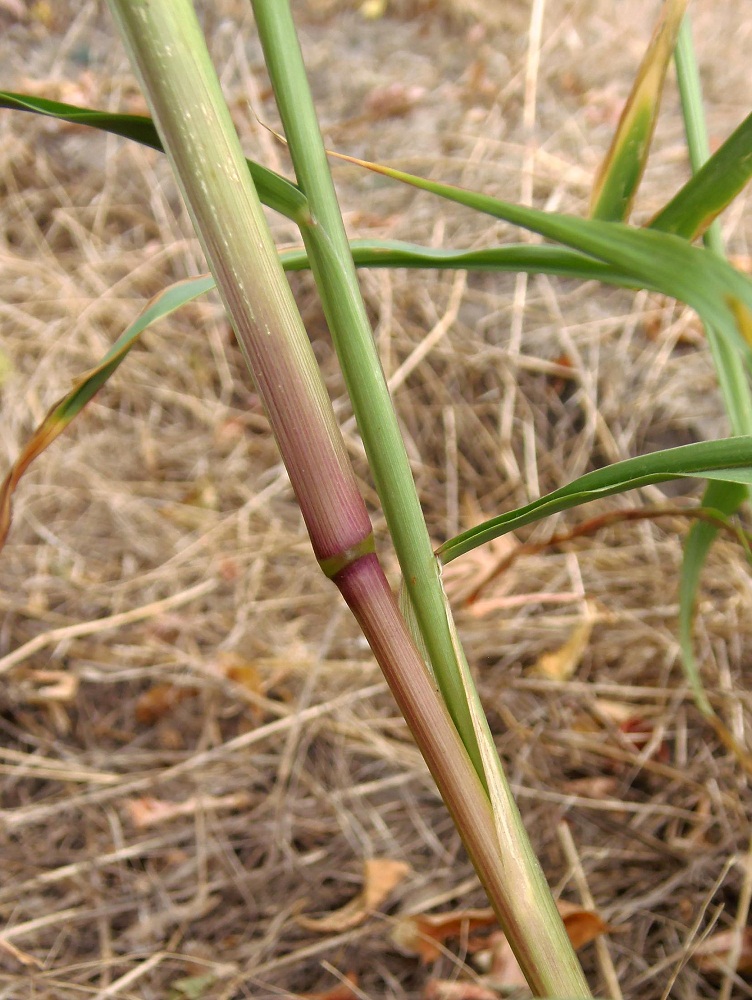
(213, 651, 264, 696)
(391, 908, 498, 962)
(474, 903, 611, 990)
(423, 979, 499, 1000)
(693, 927, 752, 974)
(396, 899, 611, 970)
(557, 900, 612, 950)
(126, 792, 252, 829)
(476, 930, 528, 990)
(15, 71, 101, 109)
(302, 972, 360, 1000)
(533, 606, 595, 681)
(298, 859, 410, 933)
(135, 682, 198, 725)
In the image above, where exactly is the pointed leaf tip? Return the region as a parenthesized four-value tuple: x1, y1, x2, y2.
(590, 0, 688, 222)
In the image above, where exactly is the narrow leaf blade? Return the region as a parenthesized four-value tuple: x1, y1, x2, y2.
(333, 150, 752, 370)
(0, 275, 214, 548)
(281, 239, 644, 289)
(0, 91, 308, 221)
(437, 437, 752, 564)
(590, 0, 688, 221)
(649, 112, 752, 240)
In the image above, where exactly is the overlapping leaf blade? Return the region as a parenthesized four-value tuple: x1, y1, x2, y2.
(333, 152, 752, 373)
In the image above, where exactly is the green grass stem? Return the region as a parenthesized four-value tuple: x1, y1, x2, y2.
(249, 0, 487, 777)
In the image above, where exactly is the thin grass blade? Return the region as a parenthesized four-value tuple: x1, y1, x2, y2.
(437, 437, 752, 564)
(280, 239, 646, 288)
(589, 0, 688, 221)
(333, 151, 752, 372)
(669, 13, 752, 761)
(0, 91, 308, 222)
(648, 112, 752, 240)
(679, 480, 752, 773)
(0, 275, 214, 548)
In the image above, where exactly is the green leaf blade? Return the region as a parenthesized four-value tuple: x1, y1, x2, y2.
(437, 437, 752, 564)
(649, 112, 752, 240)
(589, 0, 688, 221)
(0, 275, 214, 548)
(0, 91, 308, 222)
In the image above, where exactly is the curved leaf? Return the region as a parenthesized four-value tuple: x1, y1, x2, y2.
(334, 151, 752, 371)
(281, 239, 647, 289)
(0, 91, 308, 222)
(0, 275, 214, 547)
(590, 0, 688, 221)
(437, 437, 752, 564)
(649, 112, 752, 240)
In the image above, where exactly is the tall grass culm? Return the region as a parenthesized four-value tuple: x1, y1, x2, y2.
(0, 1, 751, 997)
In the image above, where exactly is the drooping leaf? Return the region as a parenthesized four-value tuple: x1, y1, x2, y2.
(590, 0, 688, 221)
(297, 859, 410, 933)
(332, 151, 752, 368)
(649, 112, 752, 240)
(437, 437, 752, 564)
(0, 91, 308, 222)
(0, 275, 214, 548)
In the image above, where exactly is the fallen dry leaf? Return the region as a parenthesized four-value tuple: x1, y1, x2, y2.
(558, 899, 613, 950)
(15, 71, 101, 109)
(391, 908, 498, 962)
(135, 682, 198, 725)
(394, 900, 612, 969)
(213, 652, 263, 692)
(693, 927, 752, 974)
(126, 792, 252, 829)
(476, 931, 528, 990)
(533, 605, 595, 681)
(298, 859, 410, 933)
(473, 903, 612, 991)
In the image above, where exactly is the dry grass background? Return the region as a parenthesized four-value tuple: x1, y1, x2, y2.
(0, 0, 751, 997)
